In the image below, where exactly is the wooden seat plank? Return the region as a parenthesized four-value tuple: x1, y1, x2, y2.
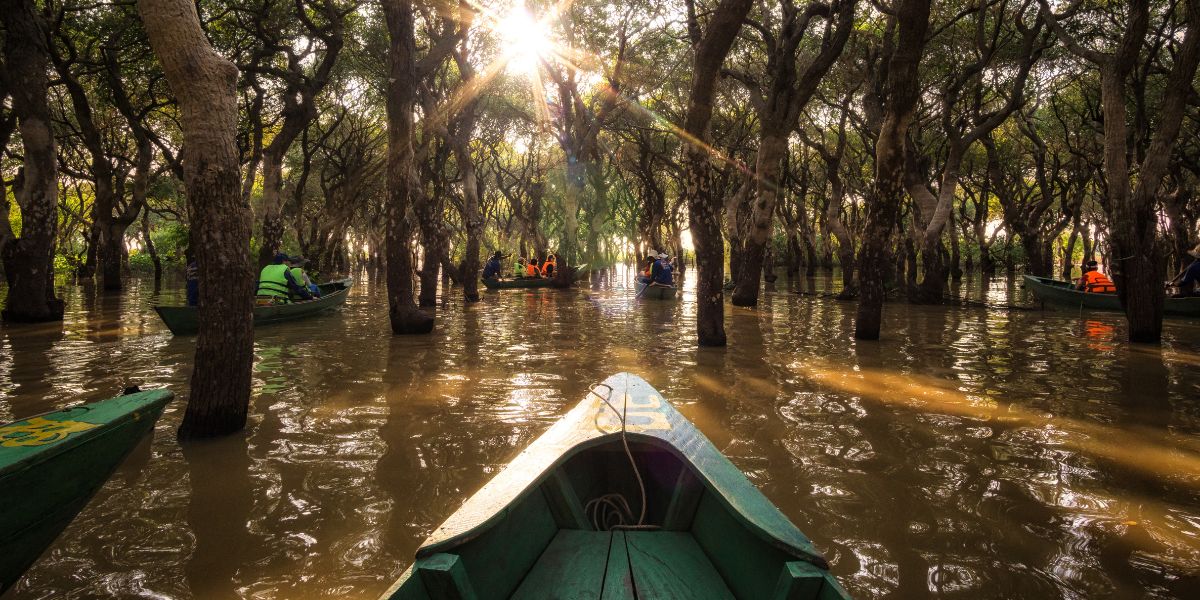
(625, 531, 734, 600)
(511, 530, 611, 600)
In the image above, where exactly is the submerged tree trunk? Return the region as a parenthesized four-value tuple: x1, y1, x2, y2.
(139, 0, 253, 437)
(855, 0, 931, 340)
(383, 0, 433, 334)
(1, 0, 64, 322)
(681, 0, 754, 346)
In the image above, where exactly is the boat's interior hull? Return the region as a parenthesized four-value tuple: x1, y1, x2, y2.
(384, 436, 843, 600)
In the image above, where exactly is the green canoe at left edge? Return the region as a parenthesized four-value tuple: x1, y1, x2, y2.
(378, 373, 849, 600)
(0, 389, 173, 594)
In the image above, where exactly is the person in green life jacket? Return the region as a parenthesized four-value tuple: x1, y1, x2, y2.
(257, 253, 311, 303)
(288, 256, 321, 299)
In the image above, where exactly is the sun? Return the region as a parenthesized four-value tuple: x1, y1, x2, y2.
(496, 5, 553, 76)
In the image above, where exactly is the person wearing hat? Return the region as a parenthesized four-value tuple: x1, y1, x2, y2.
(1075, 259, 1116, 293)
(1168, 243, 1200, 297)
(638, 254, 656, 284)
(257, 252, 311, 303)
(483, 250, 509, 280)
(288, 256, 321, 299)
(650, 252, 674, 286)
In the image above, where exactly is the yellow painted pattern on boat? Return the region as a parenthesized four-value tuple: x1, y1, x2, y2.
(0, 417, 100, 447)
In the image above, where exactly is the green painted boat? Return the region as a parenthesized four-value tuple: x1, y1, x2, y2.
(636, 280, 678, 300)
(483, 265, 590, 290)
(154, 278, 352, 335)
(379, 373, 847, 600)
(1023, 275, 1200, 318)
(0, 389, 173, 593)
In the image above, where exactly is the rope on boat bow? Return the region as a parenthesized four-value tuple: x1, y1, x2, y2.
(584, 379, 656, 531)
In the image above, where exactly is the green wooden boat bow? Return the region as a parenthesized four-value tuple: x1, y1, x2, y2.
(0, 389, 174, 593)
(380, 373, 847, 599)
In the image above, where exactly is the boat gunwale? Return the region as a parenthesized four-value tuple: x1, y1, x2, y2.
(0, 390, 173, 477)
(153, 278, 353, 334)
(413, 373, 830, 572)
(1023, 274, 1200, 317)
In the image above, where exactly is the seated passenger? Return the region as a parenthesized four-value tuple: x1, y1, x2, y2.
(526, 257, 541, 277)
(288, 256, 320, 299)
(650, 252, 674, 286)
(1169, 243, 1200, 297)
(637, 255, 655, 284)
(541, 254, 557, 278)
(1075, 260, 1116, 293)
(257, 253, 311, 304)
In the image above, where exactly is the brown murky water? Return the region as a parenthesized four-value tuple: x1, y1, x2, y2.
(2, 269, 1199, 599)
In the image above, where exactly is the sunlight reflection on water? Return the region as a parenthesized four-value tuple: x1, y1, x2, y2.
(1, 269, 1199, 599)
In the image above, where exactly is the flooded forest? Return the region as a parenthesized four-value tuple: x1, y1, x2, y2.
(1, 0, 1199, 599)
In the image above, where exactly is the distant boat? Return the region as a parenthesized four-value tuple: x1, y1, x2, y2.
(0, 389, 173, 594)
(154, 278, 352, 335)
(482, 264, 590, 290)
(1023, 275, 1200, 318)
(378, 373, 848, 599)
(635, 279, 678, 300)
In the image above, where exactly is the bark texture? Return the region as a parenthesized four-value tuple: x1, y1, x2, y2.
(682, 0, 755, 346)
(383, 0, 434, 334)
(1, 0, 64, 322)
(854, 0, 931, 340)
(138, 0, 254, 437)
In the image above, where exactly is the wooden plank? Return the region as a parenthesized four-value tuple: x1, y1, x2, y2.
(770, 561, 826, 600)
(417, 553, 477, 600)
(540, 470, 588, 529)
(512, 530, 610, 600)
(625, 531, 733, 600)
(601, 531, 635, 600)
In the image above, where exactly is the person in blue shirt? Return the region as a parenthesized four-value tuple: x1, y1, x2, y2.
(482, 251, 509, 280)
(1169, 243, 1200, 297)
(650, 252, 674, 286)
(185, 260, 200, 306)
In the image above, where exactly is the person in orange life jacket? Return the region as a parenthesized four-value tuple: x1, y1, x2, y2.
(541, 254, 557, 277)
(1169, 243, 1200, 297)
(649, 252, 673, 285)
(638, 254, 655, 284)
(1075, 260, 1116, 293)
(526, 257, 541, 277)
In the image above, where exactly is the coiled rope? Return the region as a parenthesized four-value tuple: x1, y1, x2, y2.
(583, 380, 657, 531)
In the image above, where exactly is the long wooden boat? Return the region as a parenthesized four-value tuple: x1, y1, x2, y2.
(482, 264, 590, 290)
(1023, 275, 1200, 318)
(0, 389, 173, 593)
(379, 373, 847, 600)
(154, 278, 352, 335)
(636, 279, 678, 300)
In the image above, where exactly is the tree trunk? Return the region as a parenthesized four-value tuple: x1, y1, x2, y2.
(681, 0, 754, 346)
(0, 0, 64, 322)
(138, 0, 253, 437)
(383, 0, 433, 334)
(732, 132, 786, 306)
(855, 0, 931, 340)
(141, 206, 163, 285)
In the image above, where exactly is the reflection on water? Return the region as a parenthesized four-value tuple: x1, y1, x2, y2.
(2, 270, 1199, 599)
